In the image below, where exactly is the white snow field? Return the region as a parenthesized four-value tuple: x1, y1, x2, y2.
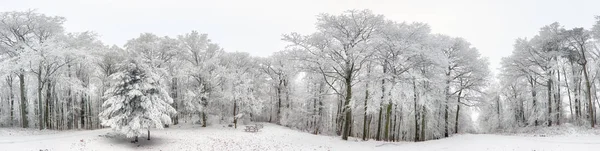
(1, 123, 599, 151)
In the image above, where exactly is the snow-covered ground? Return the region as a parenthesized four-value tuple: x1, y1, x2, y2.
(1, 123, 599, 151)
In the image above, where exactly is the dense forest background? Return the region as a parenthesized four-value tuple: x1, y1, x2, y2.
(1, 9, 599, 142)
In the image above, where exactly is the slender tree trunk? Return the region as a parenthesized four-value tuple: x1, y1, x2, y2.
(583, 63, 595, 127)
(80, 94, 86, 129)
(413, 78, 419, 142)
(420, 105, 426, 141)
(547, 77, 553, 126)
(201, 112, 207, 127)
(284, 79, 291, 109)
(171, 77, 179, 125)
(514, 85, 525, 125)
(52, 83, 59, 129)
(444, 79, 450, 137)
(87, 95, 92, 129)
(577, 79, 582, 121)
(45, 81, 51, 129)
(397, 105, 402, 142)
(362, 81, 369, 141)
(530, 77, 538, 126)
(557, 69, 561, 125)
(384, 80, 393, 141)
(497, 96, 501, 129)
(367, 115, 371, 139)
(384, 103, 391, 141)
(233, 98, 237, 129)
(377, 66, 387, 141)
(455, 90, 462, 134)
(563, 67, 573, 121)
(376, 106, 382, 141)
(520, 93, 526, 125)
(316, 87, 324, 135)
(7, 76, 15, 126)
(391, 109, 397, 142)
(572, 62, 581, 121)
(67, 88, 73, 129)
(277, 80, 282, 124)
(202, 79, 210, 127)
(147, 130, 150, 140)
(60, 101, 64, 130)
(38, 66, 44, 130)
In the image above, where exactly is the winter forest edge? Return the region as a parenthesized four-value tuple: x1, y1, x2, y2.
(1, 9, 600, 144)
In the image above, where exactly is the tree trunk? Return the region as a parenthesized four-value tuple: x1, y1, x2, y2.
(336, 97, 343, 135)
(384, 103, 392, 141)
(81, 95, 86, 129)
(147, 130, 150, 140)
(563, 67, 573, 122)
(87, 95, 92, 129)
(67, 89, 73, 129)
(341, 74, 353, 140)
(391, 109, 397, 142)
(171, 77, 179, 125)
(377, 67, 386, 141)
(547, 78, 552, 126)
(52, 83, 59, 129)
(557, 69, 561, 125)
(530, 77, 538, 126)
(19, 73, 28, 128)
(376, 106, 382, 141)
(38, 66, 44, 130)
(444, 82, 449, 137)
(233, 98, 237, 129)
(315, 84, 324, 135)
(420, 106, 426, 141)
(284, 79, 291, 109)
(455, 90, 462, 134)
(7, 76, 15, 126)
(201, 81, 209, 127)
(362, 81, 369, 141)
(397, 105, 403, 142)
(572, 62, 581, 121)
(514, 85, 525, 125)
(576, 79, 582, 121)
(413, 79, 419, 142)
(45, 81, 51, 129)
(277, 80, 282, 124)
(583, 63, 594, 127)
(366, 115, 371, 139)
(497, 96, 501, 129)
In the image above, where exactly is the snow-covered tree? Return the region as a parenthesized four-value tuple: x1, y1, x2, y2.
(0, 10, 65, 128)
(284, 9, 385, 140)
(99, 59, 176, 143)
(176, 31, 223, 127)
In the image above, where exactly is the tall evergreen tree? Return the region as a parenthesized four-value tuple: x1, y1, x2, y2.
(99, 59, 176, 143)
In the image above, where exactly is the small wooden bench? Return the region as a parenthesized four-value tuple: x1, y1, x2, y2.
(255, 124, 264, 129)
(244, 125, 259, 132)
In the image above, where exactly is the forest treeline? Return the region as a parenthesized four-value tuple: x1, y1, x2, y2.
(0, 9, 597, 142)
(479, 19, 600, 131)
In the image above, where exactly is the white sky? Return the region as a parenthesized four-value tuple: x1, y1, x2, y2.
(2, 0, 600, 75)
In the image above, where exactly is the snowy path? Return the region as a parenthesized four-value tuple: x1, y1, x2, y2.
(1, 123, 599, 151)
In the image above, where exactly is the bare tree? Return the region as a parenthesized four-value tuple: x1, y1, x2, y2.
(284, 10, 384, 140)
